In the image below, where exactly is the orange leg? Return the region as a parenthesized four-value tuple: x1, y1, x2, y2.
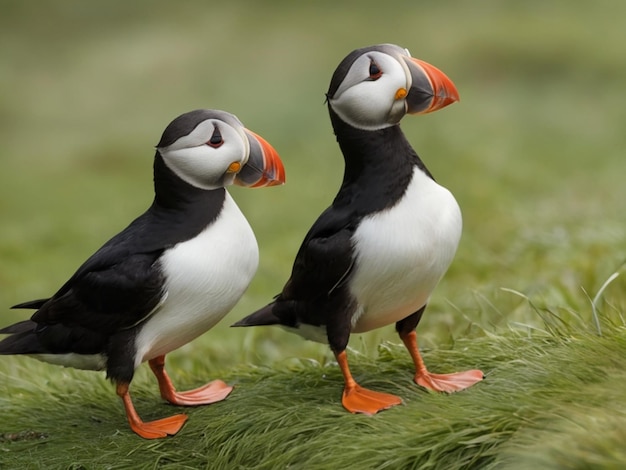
(148, 355, 233, 406)
(400, 330, 483, 392)
(335, 350, 402, 415)
(116, 382, 187, 439)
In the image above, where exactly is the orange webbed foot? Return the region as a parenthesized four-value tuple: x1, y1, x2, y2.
(117, 382, 188, 439)
(149, 355, 233, 406)
(342, 384, 403, 415)
(416, 369, 484, 393)
(334, 350, 403, 415)
(129, 413, 188, 440)
(400, 331, 483, 393)
(164, 379, 233, 406)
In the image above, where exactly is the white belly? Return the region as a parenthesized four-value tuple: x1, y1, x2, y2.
(350, 168, 462, 333)
(135, 192, 258, 364)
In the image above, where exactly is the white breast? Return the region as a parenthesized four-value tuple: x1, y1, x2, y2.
(349, 167, 462, 333)
(134, 192, 258, 365)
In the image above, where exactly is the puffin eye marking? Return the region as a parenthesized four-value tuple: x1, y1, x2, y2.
(207, 126, 224, 148)
(368, 59, 382, 80)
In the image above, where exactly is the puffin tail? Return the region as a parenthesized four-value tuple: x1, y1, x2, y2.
(232, 303, 281, 327)
(11, 298, 49, 310)
(0, 320, 44, 355)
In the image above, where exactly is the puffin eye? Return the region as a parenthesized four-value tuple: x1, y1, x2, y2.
(368, 60, 382, 80)
(206, 126, 224, 148)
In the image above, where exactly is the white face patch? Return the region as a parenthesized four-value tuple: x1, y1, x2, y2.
(329, 51, 409, 131)
(158, 119, 250, 190)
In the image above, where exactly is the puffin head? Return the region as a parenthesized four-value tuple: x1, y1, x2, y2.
(326, 44, 460, 131)
(156, 109, 285, 190)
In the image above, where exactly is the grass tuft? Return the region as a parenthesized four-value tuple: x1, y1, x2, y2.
(587, 271, 621, 336)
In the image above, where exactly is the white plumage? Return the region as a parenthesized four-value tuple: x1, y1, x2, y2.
(350, 167, 462, 332)
(135, 192, 258, 365)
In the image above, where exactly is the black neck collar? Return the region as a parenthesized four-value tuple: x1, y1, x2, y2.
(328, 107, 432, 213)
(148, 153, 226, 235)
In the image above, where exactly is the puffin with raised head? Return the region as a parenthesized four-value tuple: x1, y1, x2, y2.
(0, 109, 285, 438)
(234, 44, 483, 414)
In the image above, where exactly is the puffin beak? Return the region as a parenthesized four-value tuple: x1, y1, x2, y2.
(235, 129, 286, 188)
(401, 56, 460, 115)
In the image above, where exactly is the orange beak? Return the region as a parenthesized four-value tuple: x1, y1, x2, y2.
(401, 56, 460, 114)
(235, 129, 286, 188)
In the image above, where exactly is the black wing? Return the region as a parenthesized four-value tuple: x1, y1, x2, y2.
(33, 209, 170, 328)
(236, 204, 356, 331)
(1, 210, 171, 355)
(0, 248, 165, 356)
(282, 205, 355, 302)
(32, 249, 166, 332)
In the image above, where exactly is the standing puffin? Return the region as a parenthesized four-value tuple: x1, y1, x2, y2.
(0, 109, 285, 438)
(234, 44, 483, 414)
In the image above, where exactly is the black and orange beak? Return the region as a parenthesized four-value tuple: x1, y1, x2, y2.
(401, 56, 460, 115)
(235, 129, 286, 188)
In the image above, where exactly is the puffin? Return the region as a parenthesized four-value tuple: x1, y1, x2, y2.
(0, 109, 285, 438)
(233, 44, 483, 414)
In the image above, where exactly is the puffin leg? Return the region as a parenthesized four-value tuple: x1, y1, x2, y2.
(400, 330, 483, 392)
(148, 355, 233, 406)
(116, 382, 187, 439)
(335, 350, 402, 414)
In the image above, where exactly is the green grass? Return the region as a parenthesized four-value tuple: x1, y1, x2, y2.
(1, 312, 625, 469)
(1, 0, 626, 468)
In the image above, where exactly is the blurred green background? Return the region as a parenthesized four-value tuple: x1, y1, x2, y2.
(1, 0, 625, 369)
